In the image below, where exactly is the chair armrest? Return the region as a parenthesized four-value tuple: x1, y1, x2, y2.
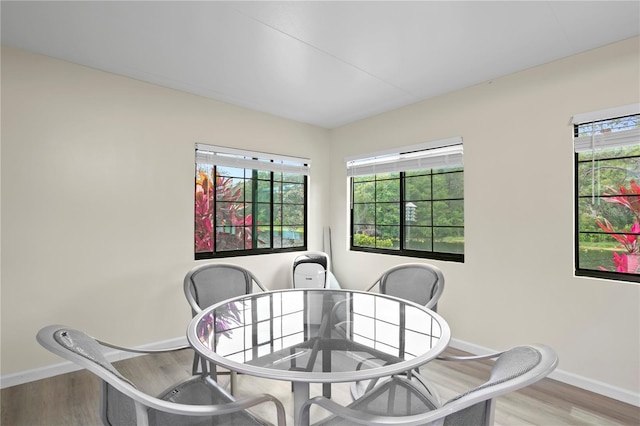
(436, 351, 504, 362)
(95, 339, 192, 354)
(364, 277, 382, 293)
(249, 270, 268, 292)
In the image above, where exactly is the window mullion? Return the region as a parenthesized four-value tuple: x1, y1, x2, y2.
(374, 178, 378, 248)
(400, 172, 406, 250)
(430, 169, 435, 252)
(252, 169, 258, 250)
(270, 172, 275, 249)
(213, 165, 218, 254)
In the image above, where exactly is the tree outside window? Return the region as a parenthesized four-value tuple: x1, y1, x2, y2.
(351, 166, 464, 262)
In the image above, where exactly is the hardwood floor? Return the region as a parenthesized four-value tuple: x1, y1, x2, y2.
(2, 347, 638, 425)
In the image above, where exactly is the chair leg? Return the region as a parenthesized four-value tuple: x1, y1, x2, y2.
(192, 354, 200, 375)
(230, 371, 237, 395)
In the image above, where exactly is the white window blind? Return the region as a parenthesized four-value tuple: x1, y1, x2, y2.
(195, 143, 311, 175)
(573, 103, 640, 153)
(345, 136, 463, 177)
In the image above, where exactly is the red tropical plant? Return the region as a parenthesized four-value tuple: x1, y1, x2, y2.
(197, 302, 241, 342)
(602, 179, 640, 222)
(195, 169, 254, 253)
(610, 252, 640, 274)
(596, 219, 639, 254)
(195, 170, 214, 252)
(596, 180, 640, 274)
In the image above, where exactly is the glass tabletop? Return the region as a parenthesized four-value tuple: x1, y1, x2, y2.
(187, 288, 450, 383)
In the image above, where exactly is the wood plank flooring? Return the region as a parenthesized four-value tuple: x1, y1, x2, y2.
(2, 347, 638, 425)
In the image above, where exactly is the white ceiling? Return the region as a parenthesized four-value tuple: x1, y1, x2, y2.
(2, 1, 639, 128)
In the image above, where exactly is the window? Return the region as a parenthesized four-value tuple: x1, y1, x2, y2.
(347, 138, 464, 262)
(573, 104, 640, 282)
(195, 144, 309, 259)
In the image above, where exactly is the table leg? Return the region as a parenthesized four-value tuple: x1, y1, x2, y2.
(322, 382, 331, 398)
(293, 381, 310, 426)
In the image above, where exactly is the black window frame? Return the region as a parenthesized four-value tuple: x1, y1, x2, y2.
(574, 113, 640, 283)
(195, 152, 308, 260)
(349, 167, 464, 263)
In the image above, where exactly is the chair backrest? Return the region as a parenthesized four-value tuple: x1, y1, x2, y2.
(376, 263, 444, 311)
(184, 263, 266, 315)
(292, 251, 331, 288)
(441, 345, 558, 426)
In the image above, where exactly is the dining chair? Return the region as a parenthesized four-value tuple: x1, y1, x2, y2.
(36, 324, 286, 426)
(291, 251, 331, 288)
(184, 263, 267, 394)
(366, 262, 444, 311)
(299, 344, 558, 426)
(351, 262, 445, 399)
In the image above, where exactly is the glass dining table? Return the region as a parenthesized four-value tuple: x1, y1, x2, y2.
(186, 288, 450, 426)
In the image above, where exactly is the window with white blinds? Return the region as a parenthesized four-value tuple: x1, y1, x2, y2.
(573, 104, 640, 283)
(195, 144, 310, 175)
(194, 144, 309, 259)
(346, 137, 464, 262)
(345, 137, 463, 177)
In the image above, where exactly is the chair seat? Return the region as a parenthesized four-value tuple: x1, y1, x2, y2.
(150, 376, 267, 426)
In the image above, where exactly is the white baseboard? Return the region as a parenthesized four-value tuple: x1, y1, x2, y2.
(0, 336, 188, 389)
(449, 338, 640, 407)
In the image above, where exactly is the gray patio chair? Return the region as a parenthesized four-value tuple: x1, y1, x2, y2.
(351, 262, 445, 399)
(36, 324, 286, 426)
(300, 344, 558, 426)
(367, 262, 444, 311)
(184, 263, 267, 394)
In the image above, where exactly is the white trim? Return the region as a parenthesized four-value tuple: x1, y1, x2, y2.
(448, 338, 640, 407)
(573, 127, 640, 153)
(345, 137, 463, 176)
(195, 143, 311, 175)
(344, 136, 462, 163)
(196, 143, 309, 165)
(0, 336, 187, 389)
(572, 103, 640, 125)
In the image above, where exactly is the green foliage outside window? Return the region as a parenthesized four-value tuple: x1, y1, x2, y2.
(351, 167, 464, 260)
(195, 164, 306, 258)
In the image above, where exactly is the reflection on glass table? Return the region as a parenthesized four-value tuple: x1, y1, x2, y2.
(187, 289, 450, 426)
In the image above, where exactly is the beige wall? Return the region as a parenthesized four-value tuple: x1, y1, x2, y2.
(328, 36, 640, 399)
(2, 37, 639, 402)
(1, 46, 331, 373)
